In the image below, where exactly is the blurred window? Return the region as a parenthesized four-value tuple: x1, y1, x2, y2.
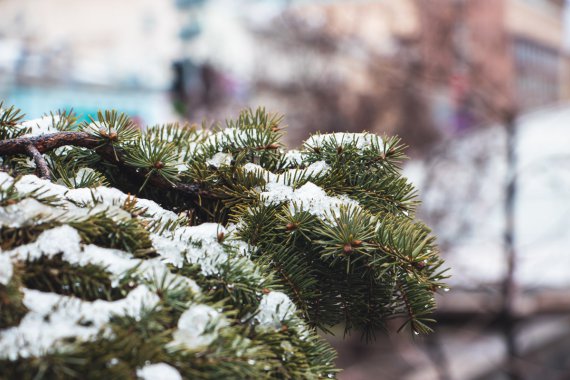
(513, 37, 560, 110)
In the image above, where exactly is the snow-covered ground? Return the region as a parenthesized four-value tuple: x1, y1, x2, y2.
(407, 105, 570, 289)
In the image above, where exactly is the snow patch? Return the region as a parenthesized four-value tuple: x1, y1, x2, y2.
(137, 363, 182, 380)
(0, 198, 65, 228)
(205, 127, 259, 148)
(305, 132, 383, 151)
(206, 152, 233, 168)
(171, 304, 228, 350)
(6, 225, 81, 261)
(14, 175, 67, 199)
(260, 181, 359, 219)
(0, 254, 13, 286)
(175, 223, 229, 276)
(242, 160, 330, 186)
(0, 171, 15, 187)
(0, 286, 160, 360)
(283, 150, 304, 166)
(20, 115, 60, 137)
(255, 291, 296, 327)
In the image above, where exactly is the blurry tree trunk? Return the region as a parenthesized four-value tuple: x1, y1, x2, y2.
(414, 1, 524, 377)
(502, 113, 521, 380)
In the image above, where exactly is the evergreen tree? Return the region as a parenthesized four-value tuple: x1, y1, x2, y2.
(0, 102, 448, 379)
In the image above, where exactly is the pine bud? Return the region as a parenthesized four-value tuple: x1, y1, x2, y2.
(414, 261, 426, 270)
(352, 240, 362, 247)
(336, 146, 343, 154)
(262, 288, 270, 295)
(343, 243, 353, 254)
(108, 132, 118, 141)
(286, 222, 297, 231)
(265, 144, 279, 150)
(217, 231, 225, 243)
(154, 161, 165, 169)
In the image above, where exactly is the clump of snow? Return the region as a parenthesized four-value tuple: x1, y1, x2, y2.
(6, 224, 200, 293)
(6, 225, 81, 261)
(242, 160, 330, 186)
(304, 160, 330, 177)
(305, 132, 383, 151)
(133, 198, 178, 222)
(13, 175, 68, 200)
(174, 223, 229, 276)
(65, 186, 128, 207)
(0, 286, 160, 360)
(171, 304, 229, 350)
(5, 174, 178, 226)
(137, 258, 201, 295)
(205, 127, 259, 149)
(260, 182, 359, 219)
(80, 245, 141, 280)
(137, 363, 182, 380)
(11, 175, 174, 224)
(241, 158, 358, 221)
(64, 184, 178, 223)
(0, 255, 13, 286)
(153, 222, 256, 278)
(150, 234, 186, 268)
(0, 198, 65, 228)
(242, 163, 276, 182)
(20, 115, 60, 137)
(206, 152, 233, 168)
(255, 291, 296, 327)
(0, 171, 15, 187)
(175, 163, 187, 173)
(283, 150, 304, 166)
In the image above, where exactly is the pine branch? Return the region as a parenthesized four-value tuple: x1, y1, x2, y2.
(0, 131, 208, 198)
(0, 104, 447, 378)
(0, 131, 95, 153)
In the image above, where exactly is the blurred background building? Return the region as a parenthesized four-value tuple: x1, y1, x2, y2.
(0, 0, 182, 124)
(1, 0, 570, 379)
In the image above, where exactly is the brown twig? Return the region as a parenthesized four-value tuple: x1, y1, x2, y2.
(0, 131, 97, 154)
(0, 131, 207, 198)
(24, 144, 51, 180)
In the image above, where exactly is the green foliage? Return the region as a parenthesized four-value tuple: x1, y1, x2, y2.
(69, 211, 156, 257)
(125, 136, 180, 189)
(22, 254, 127, 301)
(0, 265, 28, 329)
(47, 148, 108, 189)
(0, 104, 448, 379)
(0, 102, 26, 140)
(81, 110, 140, 144)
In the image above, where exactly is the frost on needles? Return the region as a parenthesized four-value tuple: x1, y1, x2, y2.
(0, 103, 448, 379)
